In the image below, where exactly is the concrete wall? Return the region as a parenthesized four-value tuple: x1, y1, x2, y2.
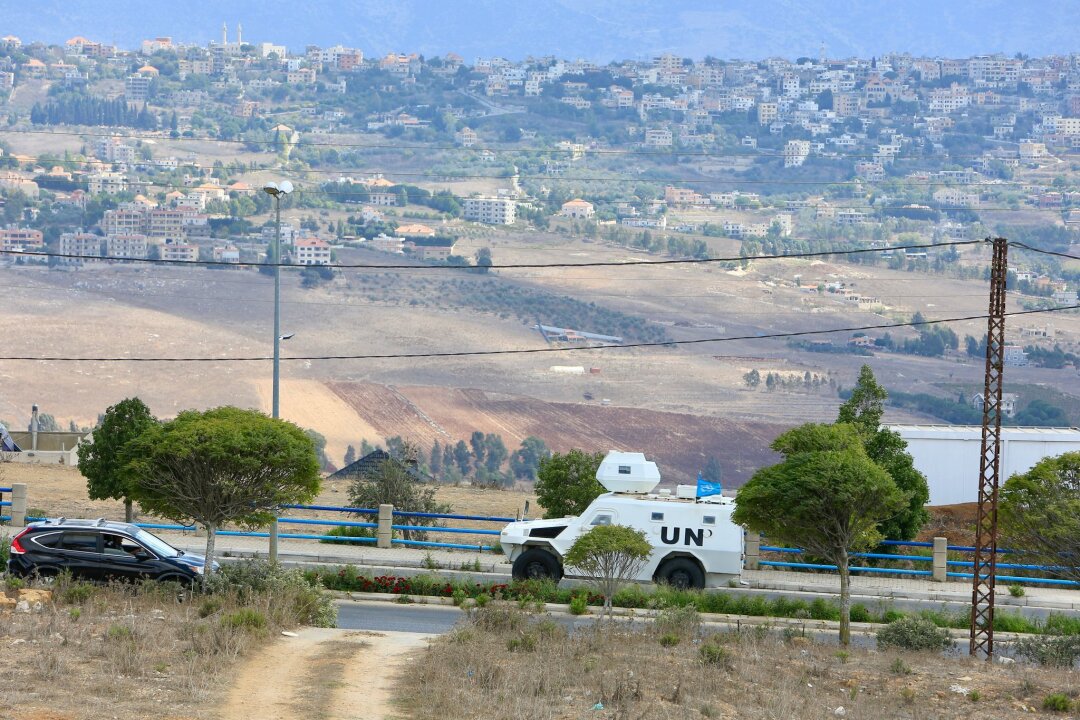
(889, 425, 1080, 505)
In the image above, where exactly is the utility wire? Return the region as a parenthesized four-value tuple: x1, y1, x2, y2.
(0, 305, 1075, 363)
(1010, 242, 1080, 262)
(0, 239, 982, 269)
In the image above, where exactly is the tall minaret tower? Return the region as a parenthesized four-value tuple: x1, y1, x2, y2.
(222, 22, 227, 46)
(237, 23, 242, 45)
(819, 41, 826, 65)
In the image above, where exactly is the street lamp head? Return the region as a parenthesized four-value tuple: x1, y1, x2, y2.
(263, 180, 294, 197)
(279, 333, 295, 341)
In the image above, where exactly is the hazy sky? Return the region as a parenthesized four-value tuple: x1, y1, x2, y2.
(1, 1, 1076, 61)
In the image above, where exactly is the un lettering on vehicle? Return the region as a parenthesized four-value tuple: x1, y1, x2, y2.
(659, 526, 712, 547)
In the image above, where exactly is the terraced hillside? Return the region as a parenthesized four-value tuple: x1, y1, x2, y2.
(327, 381, 787, 485)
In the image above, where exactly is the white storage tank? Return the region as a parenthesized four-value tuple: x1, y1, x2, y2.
(887, 425, 1080, 505)
(596, 451, 661, 494)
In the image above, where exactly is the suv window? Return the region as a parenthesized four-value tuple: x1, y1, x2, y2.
(30, 531, 63, 548)
(60, 532, 100, 553)
(102, 533, 145, 557)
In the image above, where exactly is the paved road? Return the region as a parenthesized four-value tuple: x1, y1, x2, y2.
(334, 601, 897, 650)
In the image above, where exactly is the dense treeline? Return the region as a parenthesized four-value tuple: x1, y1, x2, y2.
(30, 96, 157, 129)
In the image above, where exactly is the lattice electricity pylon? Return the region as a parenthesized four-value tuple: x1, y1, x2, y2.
(970, 236, 1008, 660)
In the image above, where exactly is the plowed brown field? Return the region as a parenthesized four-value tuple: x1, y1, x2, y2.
(327, 381, 787, 485)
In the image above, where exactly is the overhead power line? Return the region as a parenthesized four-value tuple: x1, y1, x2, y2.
(0, 239, 982, 270)
(0, 305, 1075, 364)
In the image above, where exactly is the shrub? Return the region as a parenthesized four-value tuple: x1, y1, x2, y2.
(474, 592, 490, 608)
(876, 616, 952, 651)
(1043, 694, 1072, 712)
(319, 525, 377, 545)
(569, 594, 589, 616)
(1008, 583, 1025, 598)
(699, 643, 733, 669)
(207, 560, 335, 628)
(220, 608, 267, 632)
(59, 582, 96, 605)
(106, 624, 134, 641)
(849, 604, 871, 623)
(659, 633, 681, 647)
(1014, 634, 1080, 668)
(506, 632, 537, 652)
(198, 598, 223, 618)
(452, 589, 468, 607)
(889, 657, 911, 675)
(655, 604, 700, 638)
(471, 605, 526, 633)
(5, 575, 25, 592)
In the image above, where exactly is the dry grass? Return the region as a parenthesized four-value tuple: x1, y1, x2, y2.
(399, 605, 1078, 720)
(0, 570, 330, 720)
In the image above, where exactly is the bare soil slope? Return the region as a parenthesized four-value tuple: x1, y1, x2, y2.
(328, 381, 786, 484)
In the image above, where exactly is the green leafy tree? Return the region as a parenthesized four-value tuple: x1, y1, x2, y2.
(732, 423, 907, 646)
(1000, 452, 1080, 584)
(483, 433, 508, 473)
(343, 444, 357, 467)
(743, 369, 760, 388)
(429, 440, 443, 478)
(347, 440, 451, 539)
(702, 456, 723, 484)
(510, 436, 551, 481)
(470, 431, 487, 467)
(453, 440, 472, 475)
(563, 524, 651, 618)
(535, 450, 606, 518)
(123, 407, 320, 578)
(837, 365, 929, 540)
(77, 397, 157, 522)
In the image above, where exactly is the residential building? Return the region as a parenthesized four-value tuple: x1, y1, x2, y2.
(105, 234, 148, 260)
(213, 245, 240, 264)
(87, 172, 127, 195)
(396, 223, 437, 237)
(59, 232, 102, 263)
(293, 237, 332, 265)
(972, 392, 1018, 418)
(0, 227, 44, 252)
(1003, 345, 1028, 367)
(463, 197, 516, 225)
(160, 243, 198, 263)
(454, 127, 478, 147)
(784, 140, 811, 168)
(368, 234, 404, 253)
(559, 199, 595, 219)
(644, 128, 673, 147)
(124, 73, 152, 101)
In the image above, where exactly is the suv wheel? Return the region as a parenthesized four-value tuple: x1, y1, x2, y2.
(512, 548, 563, 581)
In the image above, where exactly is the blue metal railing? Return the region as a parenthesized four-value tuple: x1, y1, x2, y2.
(758, 539, 1080, 587)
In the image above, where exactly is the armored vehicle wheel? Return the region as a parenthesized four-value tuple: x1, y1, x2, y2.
(512, 548, 563, 581)
(655, 558, 705, 590)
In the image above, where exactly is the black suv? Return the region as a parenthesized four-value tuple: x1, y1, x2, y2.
(7, 518, 216, 584)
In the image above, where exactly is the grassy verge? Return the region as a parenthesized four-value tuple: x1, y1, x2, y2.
(398, 604, 1078, 720)
(1, 562, 334, 718)
(305, 567, 1080, 636)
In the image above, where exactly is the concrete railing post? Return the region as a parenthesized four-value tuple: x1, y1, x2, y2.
(11, 483, 28, 529)
(377, 504, 393, 549)
(268, 517, 279, 563)
(933, 536, 948, 582)
(744, 533, 760, 571)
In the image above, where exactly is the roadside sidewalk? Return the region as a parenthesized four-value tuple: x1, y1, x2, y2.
(164, 531, 1080, 613)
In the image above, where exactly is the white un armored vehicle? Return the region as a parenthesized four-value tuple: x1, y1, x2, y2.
(501, 451, 742, 589)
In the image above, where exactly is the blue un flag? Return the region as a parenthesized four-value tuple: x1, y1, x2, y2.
(696, 471, 723, 498)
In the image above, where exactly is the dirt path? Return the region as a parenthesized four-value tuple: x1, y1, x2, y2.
(218, 627, 431, 720)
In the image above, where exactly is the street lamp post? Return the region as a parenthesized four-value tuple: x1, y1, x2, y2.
(262, 180, 293, 562)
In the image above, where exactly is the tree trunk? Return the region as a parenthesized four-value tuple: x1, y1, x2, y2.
(124, 498, 133, 523)
(203, 523, 217, 582)
(838, 549, 851, 648)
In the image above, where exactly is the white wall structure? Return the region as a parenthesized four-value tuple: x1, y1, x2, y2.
(888, 425, 1080, 505)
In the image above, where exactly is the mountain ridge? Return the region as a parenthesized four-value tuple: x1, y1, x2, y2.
(1, 0, 1076, 62)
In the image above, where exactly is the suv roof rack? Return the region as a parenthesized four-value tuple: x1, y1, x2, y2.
(56, 517, 66, 525)
(95, 517, 108, 527)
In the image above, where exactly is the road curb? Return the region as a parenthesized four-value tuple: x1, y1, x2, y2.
(331, 593, 1043, 642)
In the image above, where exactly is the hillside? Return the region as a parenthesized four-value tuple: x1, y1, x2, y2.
(327, 381, 787, 485)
